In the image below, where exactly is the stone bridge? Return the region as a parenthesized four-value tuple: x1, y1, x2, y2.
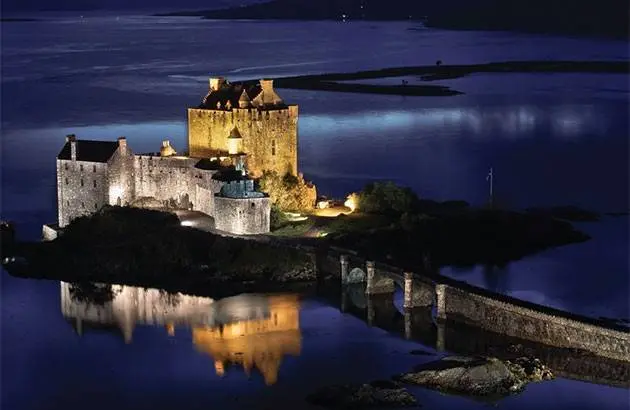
(311, 250, 630, 367)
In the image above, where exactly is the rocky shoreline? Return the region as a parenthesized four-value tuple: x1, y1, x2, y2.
(2, 201, 595, 291)
(255, 60, 628, 97)
(307, 355, 554, 408)
(395, 356, 553, 398)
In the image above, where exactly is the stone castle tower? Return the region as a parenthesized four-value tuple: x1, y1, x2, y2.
(187, 77, 298, 178)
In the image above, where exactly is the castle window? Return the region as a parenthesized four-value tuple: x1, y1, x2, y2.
(94, 203, 98, 210)
(93, 180, 97, 188)
(81, 202, 85, 208)
(64, 163, 68, 170)
(271, 140, 276, 156)
(66, 200, 69, 206)
(65, 178, 68, 185)
(251, 202, 255, 208)
(80, 178, 84, 187)
(80, 164, 83, 172)
(93, 165, 96, 172)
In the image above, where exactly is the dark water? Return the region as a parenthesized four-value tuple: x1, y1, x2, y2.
(1, 14, 629, 408)
(2, 271, 629, 410)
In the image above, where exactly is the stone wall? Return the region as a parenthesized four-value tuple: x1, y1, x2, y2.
(106, 145, 135, 206)
(133, 155, 224, 215)
(437, 283, 630, 362)
(214, 196, 271, 235)
(187, 106, 298, 177)
(57, 159, 108, 227)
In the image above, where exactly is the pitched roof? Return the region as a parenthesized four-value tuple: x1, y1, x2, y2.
(200, 82, 263, 109)
(57, 140, 119, 163)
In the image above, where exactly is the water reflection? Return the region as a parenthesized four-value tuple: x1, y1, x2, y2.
(302, 104, 604, 139)
(337, 286, 630, 388)
(193, 295, 301, 386)
(60, 282, 301, 385)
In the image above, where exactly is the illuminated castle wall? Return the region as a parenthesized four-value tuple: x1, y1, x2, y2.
(55, 135, 270, 235)
(187, 78, 298, 178)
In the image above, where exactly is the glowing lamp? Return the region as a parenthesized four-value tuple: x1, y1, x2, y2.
(344, 194, 357, 212)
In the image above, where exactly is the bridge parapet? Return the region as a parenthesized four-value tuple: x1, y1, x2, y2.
(437, 282, 630, 362)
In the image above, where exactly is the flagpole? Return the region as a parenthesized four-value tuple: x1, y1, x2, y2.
(489, 167, 493, 201)
(487, 167, 494, 208)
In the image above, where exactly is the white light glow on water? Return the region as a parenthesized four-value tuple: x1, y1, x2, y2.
(301, 104, 600, 140)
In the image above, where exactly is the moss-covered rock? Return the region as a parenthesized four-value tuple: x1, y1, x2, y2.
(395, 356, 553, 397)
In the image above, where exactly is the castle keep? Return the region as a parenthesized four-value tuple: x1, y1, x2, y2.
(187, 77, 298, 177)
(52, 77, 302, 236)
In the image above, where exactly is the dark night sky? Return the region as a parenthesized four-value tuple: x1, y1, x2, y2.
(1, 0, 255, 12)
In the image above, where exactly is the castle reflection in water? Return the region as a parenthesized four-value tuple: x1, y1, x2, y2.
(60, 282, 301, 385)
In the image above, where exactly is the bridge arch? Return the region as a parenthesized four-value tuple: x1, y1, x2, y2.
(339, 255, 436, 309)
(346, 267, 366, 284)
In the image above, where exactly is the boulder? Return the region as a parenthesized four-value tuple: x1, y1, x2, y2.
(395, 356, 553, 397)
(306, 380, 418, 408)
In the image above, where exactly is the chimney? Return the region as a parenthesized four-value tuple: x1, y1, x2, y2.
(209, 77, 226, 92)
(260, 79, 274, 93)
(160, 139, 176, 157)
(66, 134, 77, 161)
(118, 136, 127, 155)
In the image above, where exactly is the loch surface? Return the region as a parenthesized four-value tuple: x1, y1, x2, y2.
(2, 271, 629, 410)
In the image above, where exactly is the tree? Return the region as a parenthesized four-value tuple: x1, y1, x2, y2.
(258, 171, 317, 212)
(357, 181, 418, 215)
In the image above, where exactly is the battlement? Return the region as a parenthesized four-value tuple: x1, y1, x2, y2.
(198, 78, 286, 111)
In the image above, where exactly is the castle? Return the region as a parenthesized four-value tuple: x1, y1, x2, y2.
(53, 77, 300, 236)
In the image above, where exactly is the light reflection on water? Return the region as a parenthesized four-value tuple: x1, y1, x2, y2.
(61, 282, 302, 386)
(2, 271, 629, 410)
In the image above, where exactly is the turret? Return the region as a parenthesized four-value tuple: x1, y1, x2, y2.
(238, 89, 251, 108)
(227, 128, 243, 155)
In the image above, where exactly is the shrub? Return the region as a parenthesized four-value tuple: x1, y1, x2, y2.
(357, 182, 418, 215)
(258, 171, 317, 212)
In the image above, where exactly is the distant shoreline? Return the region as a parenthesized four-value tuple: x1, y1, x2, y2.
(240, 60, 629, 97)
(153, 9, 629, 41)
(1, 18, 41, 22)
